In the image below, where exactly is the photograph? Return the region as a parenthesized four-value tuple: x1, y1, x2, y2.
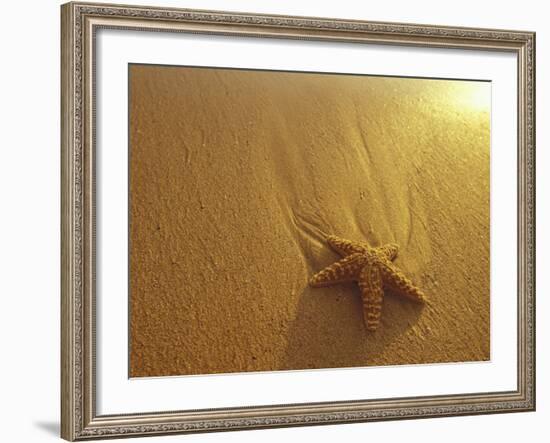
(56, 1, 536, 440)
(0, 0, 545, 442)
(128, 64, 491, 377)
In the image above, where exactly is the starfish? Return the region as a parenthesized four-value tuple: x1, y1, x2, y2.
(309, 235, 426, 331)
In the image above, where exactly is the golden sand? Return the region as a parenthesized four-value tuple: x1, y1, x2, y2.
(129, 64, 490, 377)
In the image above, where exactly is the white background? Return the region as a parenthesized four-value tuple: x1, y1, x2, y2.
(0, 0, 545, 442)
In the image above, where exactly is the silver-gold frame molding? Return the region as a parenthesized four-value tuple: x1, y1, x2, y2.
(61, 2, 536, 440)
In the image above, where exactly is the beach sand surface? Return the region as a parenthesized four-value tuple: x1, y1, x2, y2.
(129, 65, 490, 377)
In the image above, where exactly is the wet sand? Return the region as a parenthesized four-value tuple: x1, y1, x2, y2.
(129, 64, 490, 377)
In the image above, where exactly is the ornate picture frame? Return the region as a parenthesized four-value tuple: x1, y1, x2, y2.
(61, 1, 535, 440)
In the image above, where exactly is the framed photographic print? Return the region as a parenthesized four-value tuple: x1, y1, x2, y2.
(61, 1, 536, 440)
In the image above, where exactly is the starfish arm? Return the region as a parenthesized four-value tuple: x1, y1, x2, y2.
(358, 265, 384, 331)
(309, 253, 365, 287)
(378, 260, 426, 303)
(326, 235, 366, 256)
(375, 243, 399, 261)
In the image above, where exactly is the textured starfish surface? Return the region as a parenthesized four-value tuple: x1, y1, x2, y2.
(310, 235, 426, 331)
